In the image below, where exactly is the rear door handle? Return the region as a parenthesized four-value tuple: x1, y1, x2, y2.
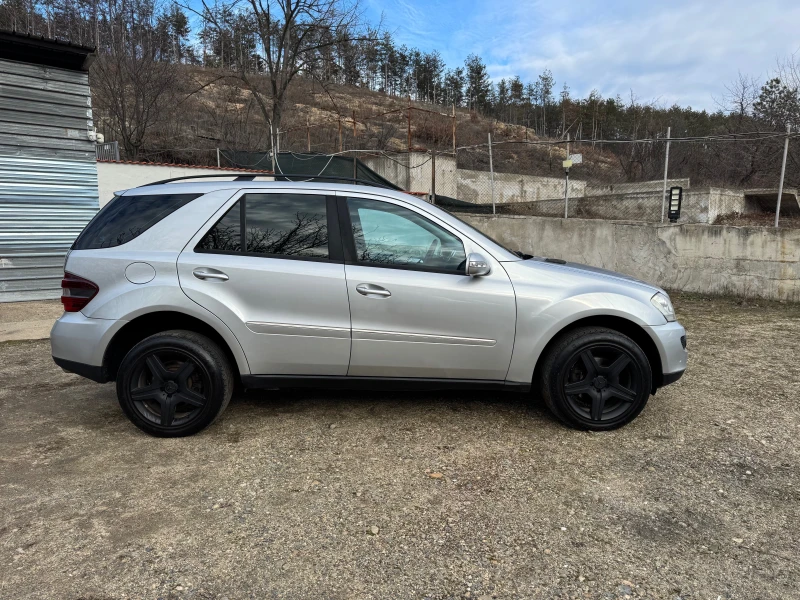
(193, 268, 229, 281)
(356, 283, 391, 298)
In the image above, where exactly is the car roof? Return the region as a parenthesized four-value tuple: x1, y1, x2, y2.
(119, 180, 430, 207)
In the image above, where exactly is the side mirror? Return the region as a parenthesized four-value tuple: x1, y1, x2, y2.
(466, 253, 491, 277)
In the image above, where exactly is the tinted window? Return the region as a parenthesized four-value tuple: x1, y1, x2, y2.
(73, 193, 201, 250)
(246, 194, 328, 258)
(347, 198, 466, 273)
(197, 201, 242, 252)
(197, 194, 330, 259)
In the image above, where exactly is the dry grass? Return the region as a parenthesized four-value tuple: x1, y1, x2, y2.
(713, 212, 800, 228)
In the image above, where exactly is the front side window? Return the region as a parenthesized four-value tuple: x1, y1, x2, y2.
(197, 193, 329, 259)
(347, 197, 466, 273)
(73, 193, 202, 250)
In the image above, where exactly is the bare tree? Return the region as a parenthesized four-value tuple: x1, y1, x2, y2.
(92, 51, 181, 160)
(192, 0, 371, 157)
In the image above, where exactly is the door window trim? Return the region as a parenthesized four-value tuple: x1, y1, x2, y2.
(193, 191, 344, 263)
(337, 196, 469, 276)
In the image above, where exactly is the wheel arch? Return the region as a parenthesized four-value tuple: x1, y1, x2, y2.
(102, 311, 248, 382)
(531, 315, 665, 393)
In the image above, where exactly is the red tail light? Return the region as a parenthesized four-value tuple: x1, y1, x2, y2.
(61, 272, 99, 312)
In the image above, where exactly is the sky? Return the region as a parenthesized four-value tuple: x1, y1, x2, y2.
(362, 0, 800, 110)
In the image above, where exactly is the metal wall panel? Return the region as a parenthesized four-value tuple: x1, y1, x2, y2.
(0, 58, 98, 302)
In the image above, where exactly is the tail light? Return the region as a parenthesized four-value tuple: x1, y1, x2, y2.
(61, 272, 98, 312)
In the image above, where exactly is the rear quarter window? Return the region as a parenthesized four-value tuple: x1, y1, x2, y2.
(72, 193, 202, 250)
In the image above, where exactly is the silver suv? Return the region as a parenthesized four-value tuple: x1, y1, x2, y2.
(51, 179, 687, 437)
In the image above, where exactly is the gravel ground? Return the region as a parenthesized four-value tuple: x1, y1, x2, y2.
(1, 293, 799, 600)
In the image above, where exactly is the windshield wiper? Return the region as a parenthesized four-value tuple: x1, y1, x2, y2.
(513, 250, 534, 259)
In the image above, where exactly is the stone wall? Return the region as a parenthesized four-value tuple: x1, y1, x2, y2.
(461, 214, 800, 301)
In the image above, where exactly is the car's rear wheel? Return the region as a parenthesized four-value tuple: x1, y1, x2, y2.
(539, 327, 652, 430)
(116, 330, 233, 437)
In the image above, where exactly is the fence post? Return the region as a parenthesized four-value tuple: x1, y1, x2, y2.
(307, 117, 311, 152)
(431, 149, 436, 205)
(564, 134, 570, 218)
(407, 97, 412, 152)
(452, 104, 456, 156)
(660, 126, 671, 223)
(216, 147, 220, 168)
(775, 123, 791, 228)
(338, 117, 343, 153)
(270, 122, 276, 172)
(488, 132, 495, 215)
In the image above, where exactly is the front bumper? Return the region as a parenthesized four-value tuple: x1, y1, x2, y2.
(50, 311, 127, 382)
(644, 320, 688, 388)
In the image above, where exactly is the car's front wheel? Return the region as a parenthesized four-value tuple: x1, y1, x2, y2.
(539, 327, 652, 430)
(116, 330, 233, 437)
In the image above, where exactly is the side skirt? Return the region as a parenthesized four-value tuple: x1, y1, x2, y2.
(241, 375, 530, 393)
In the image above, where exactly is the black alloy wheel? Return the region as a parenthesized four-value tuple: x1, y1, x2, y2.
(539, 327, 652, 430)
(561, 344, 643, 423)
(116, 331, 233, 437)
(129, 350, 209, 428)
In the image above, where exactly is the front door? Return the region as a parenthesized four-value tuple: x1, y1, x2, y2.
(178, 190, 351, 376)
(340, 193, 517, 380)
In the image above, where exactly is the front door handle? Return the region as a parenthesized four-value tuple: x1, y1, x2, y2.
(193, 268, 229, 281)
(356, 283, 391, 298)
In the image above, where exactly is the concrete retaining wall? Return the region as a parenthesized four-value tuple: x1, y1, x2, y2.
(462, 214, 800, 301)
(363, 153, 581, 204)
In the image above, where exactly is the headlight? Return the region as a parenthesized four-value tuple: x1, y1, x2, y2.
(651, 292, 676, 322)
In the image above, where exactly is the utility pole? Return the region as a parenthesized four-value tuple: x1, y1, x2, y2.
(660, 126, 671, 223)
(775, 123, 791, 228)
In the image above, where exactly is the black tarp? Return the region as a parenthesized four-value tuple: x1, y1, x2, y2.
(221, 150, 401, 190)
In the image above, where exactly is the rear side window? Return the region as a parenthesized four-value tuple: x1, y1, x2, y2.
(73, 193, 202, 250)
(197, 193, 330, 259)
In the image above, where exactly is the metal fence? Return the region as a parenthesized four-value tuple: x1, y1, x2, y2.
(95, 141, 119, 161)
(134, 103, 799, 228)
(268, 128, 798, 228)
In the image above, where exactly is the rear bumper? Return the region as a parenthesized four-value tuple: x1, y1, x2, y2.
(52, 356, 109, 383)
(50, 311, 126, 382)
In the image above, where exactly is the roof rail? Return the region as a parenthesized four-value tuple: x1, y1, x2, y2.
(138, 173, 266, 186)
(138, 173, 398, 190)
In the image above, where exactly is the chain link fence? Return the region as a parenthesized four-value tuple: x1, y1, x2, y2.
(197, 105, 799, 227)
(444, 133, 798, 226)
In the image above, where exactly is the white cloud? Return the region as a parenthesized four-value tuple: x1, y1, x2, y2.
(372, 0, 800, 109)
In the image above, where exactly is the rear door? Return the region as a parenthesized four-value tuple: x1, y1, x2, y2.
(177, 189, 351, 376)
(339, 192, 517, 380)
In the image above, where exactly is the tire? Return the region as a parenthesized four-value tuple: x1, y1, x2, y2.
(116, 330, 234, 437)
(539, 326, 652, 431)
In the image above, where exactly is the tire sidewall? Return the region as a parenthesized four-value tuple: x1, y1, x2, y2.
(116, 333, 228, 437)
(544, 329, 652, 431)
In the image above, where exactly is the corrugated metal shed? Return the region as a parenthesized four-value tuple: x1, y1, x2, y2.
(0, 33, 97, 302)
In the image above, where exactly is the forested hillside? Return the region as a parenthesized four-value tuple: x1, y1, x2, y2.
(1, 0, 798, 187)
